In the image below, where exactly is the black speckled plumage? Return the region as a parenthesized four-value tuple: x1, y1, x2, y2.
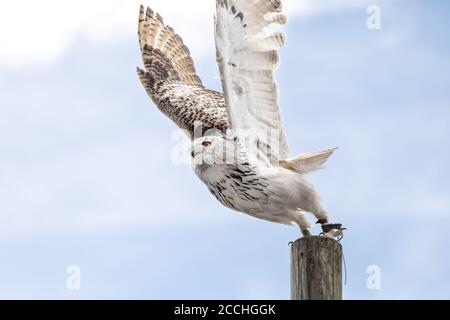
(137, 3, 341, 236)
(204, 163, 271, 211)
(137, 6, 229, 139)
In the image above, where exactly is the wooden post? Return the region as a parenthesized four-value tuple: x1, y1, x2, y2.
(290, 236, 342, 300)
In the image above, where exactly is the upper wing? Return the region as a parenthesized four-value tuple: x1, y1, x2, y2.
(137, 5, 229, 138)
(215, 0, 290, 163)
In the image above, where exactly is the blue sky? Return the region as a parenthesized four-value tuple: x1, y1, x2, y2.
(1, 0, 449, 299)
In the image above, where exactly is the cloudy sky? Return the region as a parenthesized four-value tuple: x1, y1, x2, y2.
(1, 0, 449, 299)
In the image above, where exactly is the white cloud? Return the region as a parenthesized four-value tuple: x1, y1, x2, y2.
(0, 0, 365, 68)
(0, 0, 214, 67)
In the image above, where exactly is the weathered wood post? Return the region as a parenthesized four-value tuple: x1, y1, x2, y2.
(290, 236, 342, 300)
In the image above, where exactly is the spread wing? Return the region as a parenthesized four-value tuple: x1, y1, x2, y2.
(215, 0, 290, 163)
(137, 5, 229, 138)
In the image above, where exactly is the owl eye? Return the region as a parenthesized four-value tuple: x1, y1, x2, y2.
(202, 141, 211, 147)
(233, 136, 239, 142)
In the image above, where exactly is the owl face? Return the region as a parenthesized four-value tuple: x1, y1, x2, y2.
(191, 135, 242, 166)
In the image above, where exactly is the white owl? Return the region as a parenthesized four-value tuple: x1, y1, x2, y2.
(138, 0, 343, 237)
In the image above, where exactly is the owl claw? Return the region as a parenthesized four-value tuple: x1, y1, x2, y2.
(320, 224, 346, 241)
(321, 223, 342, 233)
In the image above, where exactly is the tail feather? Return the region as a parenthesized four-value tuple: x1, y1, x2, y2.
(279, 147, 338, 174)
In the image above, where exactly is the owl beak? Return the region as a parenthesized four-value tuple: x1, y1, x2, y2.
(191, 150, 195, 158)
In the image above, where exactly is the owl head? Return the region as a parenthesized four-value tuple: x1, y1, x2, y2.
(191, 135, 245, 167)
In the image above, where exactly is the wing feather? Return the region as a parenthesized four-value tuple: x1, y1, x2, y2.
(137, 5, 228, 138)
(138, 5, 202, 87)
(215, 0, 290, 162)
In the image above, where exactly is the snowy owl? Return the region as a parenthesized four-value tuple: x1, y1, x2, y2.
(137, 0, 343, 237)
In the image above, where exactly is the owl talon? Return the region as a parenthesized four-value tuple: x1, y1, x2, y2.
(321, 223, 342, 233)
(320, 224, 346, 241)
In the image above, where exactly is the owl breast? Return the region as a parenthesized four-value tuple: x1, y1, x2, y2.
(197, 163, 272, 214)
